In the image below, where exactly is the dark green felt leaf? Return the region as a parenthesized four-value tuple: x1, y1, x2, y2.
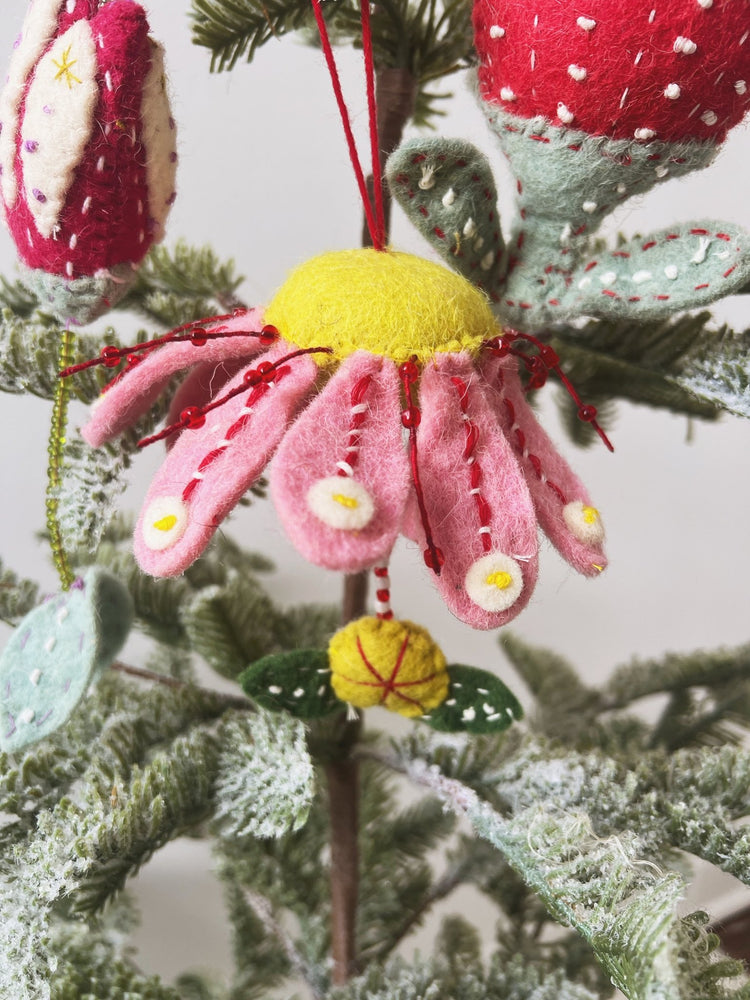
(424, 664, 523, 734)
(239, 650, 338, 719)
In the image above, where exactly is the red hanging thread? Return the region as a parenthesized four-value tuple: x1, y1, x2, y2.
(308, 0, 385, 250)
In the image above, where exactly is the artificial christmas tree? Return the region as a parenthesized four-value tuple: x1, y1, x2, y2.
(2, 1, 750, 998)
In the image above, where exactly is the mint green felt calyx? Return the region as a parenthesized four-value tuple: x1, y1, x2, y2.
(0, 568, 133, 752)
(423, 664, 523, 734)
(239, 650, 338, 719)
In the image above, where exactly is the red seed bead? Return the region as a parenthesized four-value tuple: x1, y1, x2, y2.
(259, 324, 279, 346)
(180, 406, 205, 429)
(489, 337, 511, 357)
(401, 406, 421, 428)
(233, 307, 247, 317)
(126, 353, 142, 368)
(527, 372, 547, 390)
(578, 404, 598, 422)
(257, 361, 276, 383)
(100, 346, 121, 368)
(399, 359, 420, 383)
(423, 546, 445, 571)
(243, 368, 260, 385)
(539, 344, 559, 367)
(190, 328, 208, 347)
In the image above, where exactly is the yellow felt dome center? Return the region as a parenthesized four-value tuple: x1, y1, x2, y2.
(264, 248, 498, 364)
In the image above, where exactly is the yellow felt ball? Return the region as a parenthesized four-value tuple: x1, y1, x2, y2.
(328, 616, 449, 718)
(263, 248, 498, 365)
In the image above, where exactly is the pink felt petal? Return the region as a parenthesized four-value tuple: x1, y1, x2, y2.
(133, 341, 318, 577)
(165, 358, 248, 449)
(414, 353, 539, 630)
(271, 351, 409, 572)
(82, 308, 266, 446)
(480, 353, 608, 577)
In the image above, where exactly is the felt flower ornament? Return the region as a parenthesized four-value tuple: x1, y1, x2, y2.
(0, 0, 177, 324)
(386, 0, 750, 333)
(79, 247, 608, 631)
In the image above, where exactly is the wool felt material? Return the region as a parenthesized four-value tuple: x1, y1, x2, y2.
(238, 649, 339, 719)
(406, 352, 539, 631)
(473, 0, 750, 144)
(423, 663, 523, 734)
(0, 567, 133, 752)
(0, 0, 178, 323)
(271, 351, 410, 574)
(328, 617, 450, 718)
(480, 353, 607, 577)
(132, 340, 319, 578)
(386, 134, 750, 333)
(263, 249, 497, 365)
(82, 249, 607, 630)
(83, 309, 266, 447)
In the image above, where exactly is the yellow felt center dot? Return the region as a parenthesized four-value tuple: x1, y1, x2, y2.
(485, 571, 513, 590)
(264, 248, 498, 364)
(154, 515, 178, 532)
(333, 493, 358, 509)
(582, 506, 599, 525)
(328, 616, 450, 718)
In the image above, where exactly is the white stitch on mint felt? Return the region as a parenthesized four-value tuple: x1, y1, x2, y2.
(463, 218, 477, 238)
(19, 708, 35, 726)
(442, 187, 455, 207)
(664, 265, 679, 280)
(21, 20, 99, 239)
(30, 669, 42, 686)
(632, 270, 653, 284)
(691, 237, 711, 264)
(418, 164, 436, 190)
(0, 0, 65, 208)
(140, 41, 178, 242)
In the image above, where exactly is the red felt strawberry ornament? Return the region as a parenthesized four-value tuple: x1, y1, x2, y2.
(387, 0, 750, 331)
(0, 0, 177, 324)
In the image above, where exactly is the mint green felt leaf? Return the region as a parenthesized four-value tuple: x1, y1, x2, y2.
(239, 649, 338, 719)
(571, 223, 750, 322)
(424, 664, 523, 734)
(0, 568, 133, 752)
(386, 137, 505, 296)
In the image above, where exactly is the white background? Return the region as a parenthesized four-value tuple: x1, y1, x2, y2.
(1, 0, 750, 987)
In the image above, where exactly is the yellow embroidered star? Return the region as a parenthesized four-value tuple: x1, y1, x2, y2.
(53, 46, 82, 89)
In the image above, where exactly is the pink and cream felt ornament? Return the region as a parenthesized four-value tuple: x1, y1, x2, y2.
(0, 0, 177, 324)
(71, 249, 609, 632)
(386, 0, 750, 333)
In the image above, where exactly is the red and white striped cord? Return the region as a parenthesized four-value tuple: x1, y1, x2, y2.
(373, 563, 393, 619)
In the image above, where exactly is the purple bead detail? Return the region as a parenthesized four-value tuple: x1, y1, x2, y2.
(36, 709, 53, 727)
(64, 678, 72, 693)
(24, 139, 38, 153)
(169, 116, 175, 130)
(167, 191, 177, 205)
(169, 151, 178, 162)
(71, 577, 85, 591)
(5, 714, 16, 739)
(19, 629, 31, 651)
(42, 105, 53, 115)
(32, 188, 46, 203)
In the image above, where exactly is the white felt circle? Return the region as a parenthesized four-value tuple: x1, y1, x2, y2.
(307, 476, 375, 531)
(563, 500, 605, 546)
(142, 496, 189, 551)
(465, 552, 524, 613)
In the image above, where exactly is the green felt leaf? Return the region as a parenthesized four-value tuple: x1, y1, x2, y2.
(424, 664, 523, 734)
(571, 223, 750, 323)
(239, 650, 338, 718)
(387, 137, 505, 295)
(0, 569, 133, 752)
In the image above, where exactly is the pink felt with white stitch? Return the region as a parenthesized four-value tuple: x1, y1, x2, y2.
(271, 351, 410, 572)
(82, 309, 265, 447)
(481, 353, 608, 576)
(414, 353, 539, 630)
(133, 341, 318, 577)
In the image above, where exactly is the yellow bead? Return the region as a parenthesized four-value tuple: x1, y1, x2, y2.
(328, 617, 450, 718)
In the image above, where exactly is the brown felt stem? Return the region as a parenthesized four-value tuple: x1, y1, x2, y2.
(328, 62, 417, 988)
